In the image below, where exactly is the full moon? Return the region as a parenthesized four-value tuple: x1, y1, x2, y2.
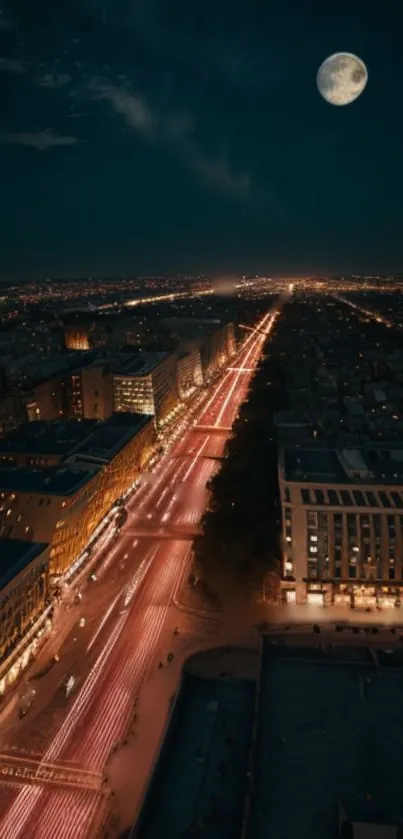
(317, 52, 368, 106)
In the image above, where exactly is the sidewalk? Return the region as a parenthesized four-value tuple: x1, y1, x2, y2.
(105, 612, 260, 836)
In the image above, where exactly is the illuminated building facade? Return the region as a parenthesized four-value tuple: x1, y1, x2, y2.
(0, 540, 50, 695)
(65, 363, 113, 421)
(279, 446, 403, 608)
(25, 377, 63, 421)
(225, 322, 236, 357)
(64, 328, 90, 351)
(198, 324, 231, 378)
(176, 350, 204, 400)
(0, 414, 156, 579)
(113, 352, 179, 427)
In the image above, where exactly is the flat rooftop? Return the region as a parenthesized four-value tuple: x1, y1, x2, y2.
(72, 413, 152, 463)
(0, 415, 152, 466)
(0, 539, 48, 590)
(112, 351, 168, 377)
(0, 420, 97, 457)
(0, 464, 99, 495)
(134, 652, 256, 839)
(249, 640, 403, 839)
(284, 446, 403, 485)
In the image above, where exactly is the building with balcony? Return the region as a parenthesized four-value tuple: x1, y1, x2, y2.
(0, 540, 50, 695)
(278, 444, 403, 608)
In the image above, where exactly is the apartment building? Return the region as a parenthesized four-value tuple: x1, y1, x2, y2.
(279, 445, 403, 609)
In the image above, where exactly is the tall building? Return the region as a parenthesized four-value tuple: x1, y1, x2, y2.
(176, 349, 204, 400)
(66, 362, 113, 421)
(225, 322, 236, 357)
(0, 540, 50, 695)
(279, 445, 403, 609)
(113, 352, 179, 427)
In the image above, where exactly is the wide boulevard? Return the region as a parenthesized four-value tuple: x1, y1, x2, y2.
(0, 300, 283, 838)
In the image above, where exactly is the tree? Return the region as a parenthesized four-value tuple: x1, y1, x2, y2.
(194, 352, 287, 606)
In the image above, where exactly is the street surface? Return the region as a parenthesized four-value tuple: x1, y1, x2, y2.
(0, 302, 282, 838)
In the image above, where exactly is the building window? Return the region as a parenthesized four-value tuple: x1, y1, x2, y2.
(352, 490, 366, 506)
(341, 490, 353, 506)
(284, 487, 291, 503)
(328, 490, 340, 505)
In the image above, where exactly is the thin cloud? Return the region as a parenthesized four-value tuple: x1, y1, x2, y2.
(89, 79, 251, 200)
(91, 81, 155, 135)
(35, 73, 72, 89)
(0, 129, 81, 150)
(0, 58, 25, 74)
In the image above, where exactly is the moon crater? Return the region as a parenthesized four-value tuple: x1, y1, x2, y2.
(317, 52, 368, 106)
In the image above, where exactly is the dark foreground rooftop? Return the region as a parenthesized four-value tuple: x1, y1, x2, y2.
(249, 638, 403, 839)
(0, 539, 48, 590)
(133, 649, 257, 839)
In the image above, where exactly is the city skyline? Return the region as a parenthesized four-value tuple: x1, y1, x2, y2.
(0, 1, 402, 278)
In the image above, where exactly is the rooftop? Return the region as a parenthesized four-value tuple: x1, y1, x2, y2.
(249, 640, 403, 839)
(0, 414, 152, 467)
(112, 351, 169, 377)
(283, 446, 403, 486)
(0, 539, 48, 590)
(133, 648, 257, 839)
(71, 412, 152, 464)
(0, 464, 99, 496)
(0, 420, 97, 457)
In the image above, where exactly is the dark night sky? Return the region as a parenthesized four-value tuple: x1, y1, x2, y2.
(0, 0, 401, 278)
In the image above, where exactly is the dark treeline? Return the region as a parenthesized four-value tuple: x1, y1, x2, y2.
(194, 346, 287, 604)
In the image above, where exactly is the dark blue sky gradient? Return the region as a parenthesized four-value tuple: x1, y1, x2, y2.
(0, 0, 402, 278)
